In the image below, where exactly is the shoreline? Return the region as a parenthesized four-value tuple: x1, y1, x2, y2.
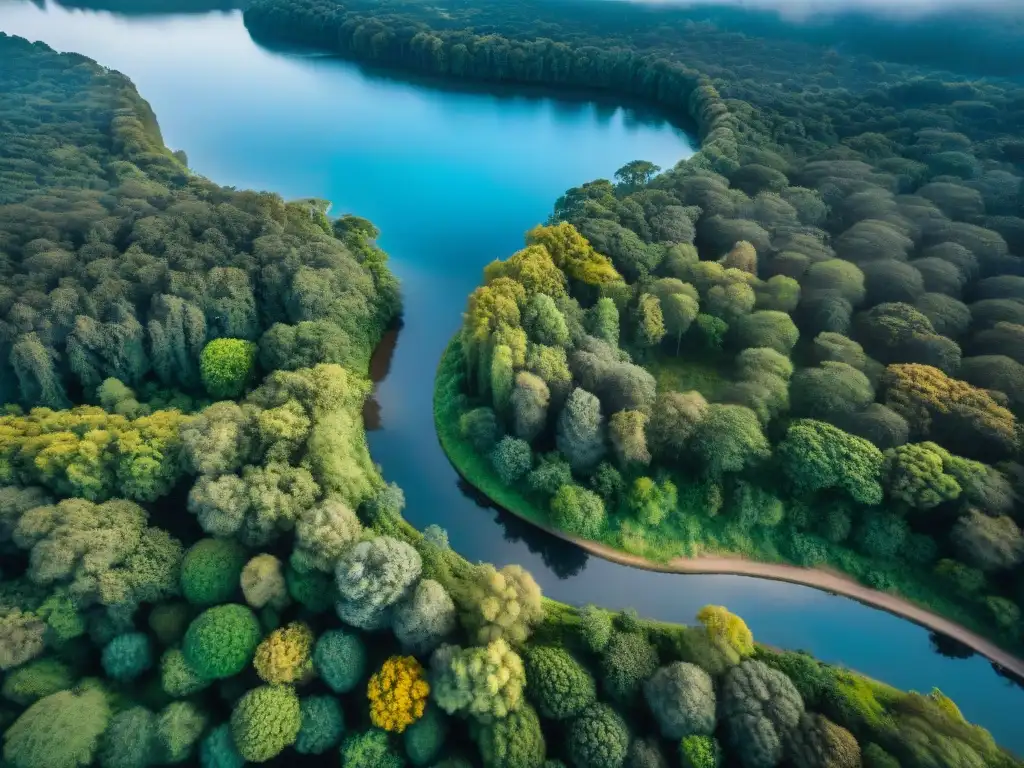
(434, 347, 1024, 680)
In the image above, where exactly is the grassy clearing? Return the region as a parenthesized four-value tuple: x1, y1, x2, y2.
(647, 349, 732, 401)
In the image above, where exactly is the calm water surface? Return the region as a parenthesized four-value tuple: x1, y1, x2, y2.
(2, 1, 1022, 750)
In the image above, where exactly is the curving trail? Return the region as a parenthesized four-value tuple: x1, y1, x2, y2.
(449, 463, 1024, 679)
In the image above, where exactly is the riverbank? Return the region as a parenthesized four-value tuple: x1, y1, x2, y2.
(434, 338, 1024, 679)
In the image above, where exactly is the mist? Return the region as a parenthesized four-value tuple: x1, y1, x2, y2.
(623, 0, 1024, 21)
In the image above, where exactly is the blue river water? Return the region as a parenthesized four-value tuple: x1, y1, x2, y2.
(1, 0, 1022, 751)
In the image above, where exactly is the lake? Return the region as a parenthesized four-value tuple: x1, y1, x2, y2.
(2, 0, 1022, 750)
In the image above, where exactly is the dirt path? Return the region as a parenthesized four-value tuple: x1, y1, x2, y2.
(519, 511, 1024, 678)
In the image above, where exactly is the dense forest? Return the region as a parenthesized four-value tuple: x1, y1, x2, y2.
(337, 0, 1024, 660)
(2, 6, 1024, 768)
(247, 0, 1024, 659)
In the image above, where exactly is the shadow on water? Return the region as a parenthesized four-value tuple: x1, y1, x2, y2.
(248, 38, 696, 140)
(455, 477, 590, 580)
(363, 321, 402, 432)
(930, 631, 978, 660)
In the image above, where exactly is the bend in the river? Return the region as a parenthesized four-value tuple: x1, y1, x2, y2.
(1, 1, 1023, 753)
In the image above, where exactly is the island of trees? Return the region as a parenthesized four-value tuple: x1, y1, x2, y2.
(1, 14, 1023, 768)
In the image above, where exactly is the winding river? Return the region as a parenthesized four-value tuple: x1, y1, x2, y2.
(2, 0, 1023, 751)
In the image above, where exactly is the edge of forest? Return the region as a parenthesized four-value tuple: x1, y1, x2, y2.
(433, 337, 1024, 679)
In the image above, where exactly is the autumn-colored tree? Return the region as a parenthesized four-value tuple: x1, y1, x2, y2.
(368, 655, 430, 733)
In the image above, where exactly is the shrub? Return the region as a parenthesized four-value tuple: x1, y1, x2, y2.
(101, 632, 153, 683)
(154, 701, 207, 764)
(98, 706, 156, 768)
(430, 640, 525, 722)
(392, 578, 457, 655)
(293, 497, 363, 573)
(254, 621, 315, 684)
(403, 705, 448, 766)
(578, 605, 613, 653)
(199, 724, 244, 768)
(314, 628, 367, 693)
(492, 437, 535, 485)
(476, 703, 546, 768)
(643, 662, 716, 739)
(230, 684, 301, 762)
(855, 513, 908, 560)
(679, 736, 722, 768)
(368, 655, 430, 733)
(524, 646, 597, 720)
(567, 703, 629, 768)
(200, 338, 257, 399)
(240, 554, 289, 611)
(550, 485, 607, 539)
(335, 536, 422, 631)
(339, 729, 405, 768)
(1, 658, 74, 706)
(182, 604, 261, 680)
(2, 687, 110, 768)
(160, 648, 210, 698)
(295, 695, 345, 755)
(601, 632, 658, 704)
(180, 538, 246, 606)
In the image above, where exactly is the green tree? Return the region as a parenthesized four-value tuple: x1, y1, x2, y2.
(721, 661, 804, 768)
(335, 536, 422, 630)
(492, 436, 535, 485)
(199, 338, 258, 399)
(778, 420, 884, 505)
(476, 703, 546, 768)
(567, 704, 629, 768)
(556, 388, 607, 472)
(2, 686, 111, 768)
(524, 646, 597, 721)
(230, 684, 301, 763)
(313, 629, 366, 694)
(690, 404, 770, 478)
(601, 632, 658, 704)
(295, 695, 345, 755)
(643, 662, 716, 739)
(430, 639, 525, 723)
(550, 485, 607, 539)
(180, 537, 246, 606)
(182, 604, 262, 680)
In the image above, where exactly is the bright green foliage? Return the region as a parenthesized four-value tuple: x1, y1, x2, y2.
(476, 703, 546, 768)
(296, 695, 345, 755)
(101, 632, 153, 682)
(392, 578, 457, 655)
(230, 684, 301, 762)
(404, 705, 448, 766)
(155, 701, 207, 764)
(578, 605, 613, 653)
(591, 297, 620, 345)
(182, 604, 262, 680)
(643, 662, 716, 739)
(696, 605, 754, 658)
(241, 553, 289, 610)
(525, 294, 571, 347)
(567, 703, 629, 768)
(460, 564, 543, 645)
(679, 736, 721, 768)
(694, 314, 728, 350)
(160, 648, 210, 698)
(627, 477, 677, 527)
(180, 539, 245, 607)
(314, 628, 367, 693)
(1, 658, 73, 705)
(690, 404, 770, 478)
(2, 686, 111, 768)
(600, 632, 658, 703)
(883, 443, 962, 509)
(492, 437, 535, 485)
(339, 728, 405, 768)
(430, 639, 525, 722)
(524, 646, 597, 720)
(778, 420, 884, 505)
(734, 311, 798, 354)
(634, 294, 666, 347)
(149, 602, 192, 646)
(492, 345, 516, 415)
(200, 339, 258, 399)
(785, 713, 860, 768)
(199, 724, 244, 768)
(721, 661, 804, 768)
(335, 536, 422, 630)
(550, 485, 607, 539)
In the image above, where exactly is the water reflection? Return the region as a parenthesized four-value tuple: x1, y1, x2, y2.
(455, 479, 591, 579)
(51, 0, 241, 14)
(930, 631, 977, 660)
